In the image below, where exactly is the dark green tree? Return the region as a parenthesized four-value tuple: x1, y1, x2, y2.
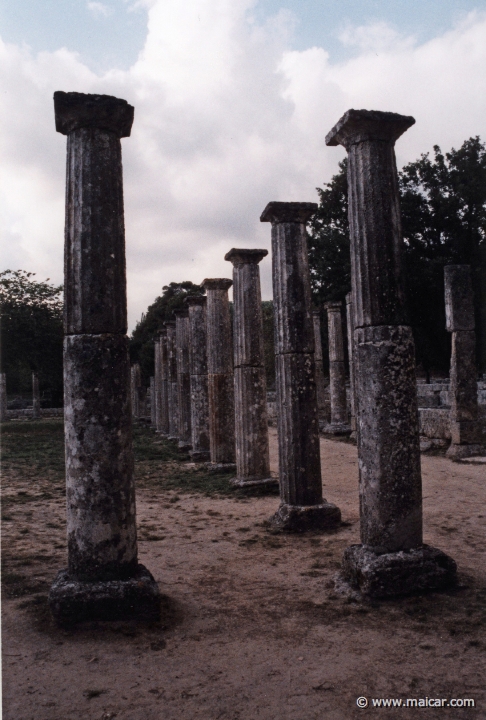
(308, 137, 486, 376)
(129, 281, 205, 383)
(0, 270, 64, 405)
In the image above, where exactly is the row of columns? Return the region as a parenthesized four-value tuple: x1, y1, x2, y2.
(48, 91, 469, 625)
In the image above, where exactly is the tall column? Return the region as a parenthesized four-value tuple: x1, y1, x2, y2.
(130, 364, 140, 419)
(326, 108, 456, 596)
(260, 202, 341, 532)
(48, 91, 160, 623)
(323, 302, 350, 434)
(165, 321, 179, 441)
(159, 330, 170, 436)
(444, 265, 483, 459)
(225, 249, 276, 486)
(346, 292, 357, 438)
(32, 373, 41, 419)
(154, 337, 162, 430)
(186, 296, 210, 461)
(312, 309, 327, 418)
(150, 376, 156, 426)
(202, 279, 236, 467)
(0, 373, 8, 423)
(174, 310, 192, 450)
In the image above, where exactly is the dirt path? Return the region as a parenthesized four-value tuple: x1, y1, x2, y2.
(2, 426, 485, 719)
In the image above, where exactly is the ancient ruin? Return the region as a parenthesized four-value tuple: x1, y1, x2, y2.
(150, 376, 156, 425)
(165, 321, 179, 441)
(48, 91, 160, 622)
(186, 296, 211, 462)
(323, 301, 349, 434)
(130, 363, 141, 419)
(444, 265, 483, 459)
(260, 202, 341, 532)
(326, 108, 457, 596)
(345, 292, 357, 438)
(225, 248, 275, 486)
(202, 278, 236, 467)
(174, 309, 192, 450)
(312, 309, 327, 418)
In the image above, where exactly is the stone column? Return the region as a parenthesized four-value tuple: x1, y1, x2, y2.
(186, 296, 210, 461)
(346, 292, 357, 438)
(323, 302, 350, 434)
(174, 309, 192, 450)
(32, 373, 41, 419)
(225, 249, 276, 486)
(202, 279, 236, 467)
(150, 376, 156, 426)
(326, 108, 456, 596)
(260, 202, 341, 532)
(444, 265, 483, 459)
(154, 337, 162, 430)
(312, 309, 327, 418)
(165, 321, 179, 441)
(0, 373, 8, 423)
(130, 364, 141, 419)
(48, 91, 160, 623)
(158, 330, 170, 436)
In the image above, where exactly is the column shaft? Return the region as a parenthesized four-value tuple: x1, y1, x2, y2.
(174, 311, 192, 449)
(159, 332, 170, 435)
(324, 302, 349, 432)
(312, 310, 327, 417)
(345, 293, 357, 435)
(202, 279, 235, 465)
(165, 322, 179, 440)
(186, 296, 210, 461)
(32, 373, 41, 419)
(225, 249, 273, 485)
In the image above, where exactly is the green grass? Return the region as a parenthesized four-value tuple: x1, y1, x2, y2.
(1, 419, 65, 478)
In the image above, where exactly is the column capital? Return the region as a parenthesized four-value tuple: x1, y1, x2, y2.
(224, 248, 268, 265)
(54, 91, 134, 137)
(260, 201, 317, 224)
(202, 278, 233, 291)
(325, 109, 415, 150)
(185, 295, 207, 307)
(164, 321, 176, 328)
(311, 307, 321, 317)
(324, 301, 342, 312)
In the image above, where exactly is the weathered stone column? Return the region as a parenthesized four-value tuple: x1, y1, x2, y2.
(225, 249, 276, 486)
(0, 373, 8, 423)
(32, 373, 41, 419)
(202, 279, 236, 467)
(158, 330, 170, 436)
(150, 376, 156, 425)
(444, 265, 483, 459)
(326, 108, 456, 596)
(130, 364, 141, 419)
(312, 309, 327, 418)
(260, 202, 341, 531)
(165, 321, 179, 441)
(154, 337, 162, 429)
(186, 296, 210, 461)
(174, 309, 192, 450)
(48, 91, 160, 623)
(323, 302, 350, 434)
(346, 292, 357, 438)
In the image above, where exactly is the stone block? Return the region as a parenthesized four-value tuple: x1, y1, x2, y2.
(418, 408, 451, 440)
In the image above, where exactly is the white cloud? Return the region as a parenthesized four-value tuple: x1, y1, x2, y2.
(1, 5, 486, 330)
(87, 2, 113, 18)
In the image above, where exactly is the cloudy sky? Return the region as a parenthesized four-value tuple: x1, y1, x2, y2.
(1, 0, 486, 330)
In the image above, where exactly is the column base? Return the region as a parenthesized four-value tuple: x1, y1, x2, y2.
(319, 421, 351, 436)
(341, 544, 457, 599)
(446, 443, 485, 460)
(269, 502, 341, 533)
(230, 476, 279, 488)
(167, 435, 179, 443)
(48, 564, 161, 624)
(204, 462, 237, 473)
(189, 449, 211, 462)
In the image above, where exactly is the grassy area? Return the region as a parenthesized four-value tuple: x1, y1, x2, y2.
(0, 419, 279, 498)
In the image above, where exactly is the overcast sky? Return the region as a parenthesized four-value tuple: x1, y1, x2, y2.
(1, 0, 486, 330)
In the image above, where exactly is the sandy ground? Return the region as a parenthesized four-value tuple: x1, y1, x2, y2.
(2, 426, 486, 720)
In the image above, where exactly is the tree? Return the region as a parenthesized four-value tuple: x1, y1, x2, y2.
(129, 281, 205, 383)
(308, 137, 486, 375)
(0, 270, 64, 405)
